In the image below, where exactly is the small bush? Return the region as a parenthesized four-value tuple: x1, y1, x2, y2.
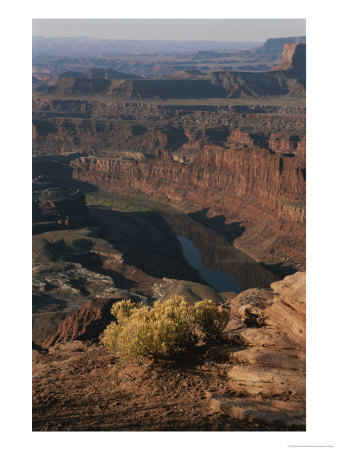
(193, 299, 229, 339)
(102, 296, 229, 361)
(110, 299, 140, 322)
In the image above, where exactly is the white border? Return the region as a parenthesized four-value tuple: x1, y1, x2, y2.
(2, 1, 337, 449)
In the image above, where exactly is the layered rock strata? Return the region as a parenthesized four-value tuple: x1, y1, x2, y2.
(208, 271, 306, 428)
(32, 271, 306, 431)
(271, 43, 306, 74)
(70, 136, 305, 268)
(41, 292, 148, 349)
(32, 110, 305, 156)
(40, 69, 305, 99)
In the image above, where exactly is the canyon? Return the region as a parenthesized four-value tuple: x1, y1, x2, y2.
(69, 132, 305, 271)
(32, 35, 305, 78)
(32, 37, 306, 431)
(33, 106, 305, 272)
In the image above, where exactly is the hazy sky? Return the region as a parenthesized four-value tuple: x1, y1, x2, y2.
(32, 19, 305, 42)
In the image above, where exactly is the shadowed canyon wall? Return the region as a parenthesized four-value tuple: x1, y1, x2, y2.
(69, 132, 305, 269)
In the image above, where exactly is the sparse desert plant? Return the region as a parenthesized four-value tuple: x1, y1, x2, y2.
(110, 299, 140, 322)
(193, 299, 230, 339)
(102, 295, 229, 361)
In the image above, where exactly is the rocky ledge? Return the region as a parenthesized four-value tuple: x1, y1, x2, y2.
(208, 271, 305, 428)
(32, 271, 305, 431)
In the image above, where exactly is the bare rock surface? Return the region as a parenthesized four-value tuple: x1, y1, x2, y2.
(70, 137, 306, 270)
(207, 394, 305, 429)
(209, 271, 306, 427)
(153, 278, 224, 305)
(32, 272, 306, 431)
(271, 43, 306, 75)
(41, 291, 148, 349)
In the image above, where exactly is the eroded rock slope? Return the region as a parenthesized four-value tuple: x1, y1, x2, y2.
(32, 272, 306, 431)
(209, 271, 306, 428)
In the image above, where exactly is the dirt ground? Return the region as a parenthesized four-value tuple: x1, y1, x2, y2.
(32, 340, 273, 432)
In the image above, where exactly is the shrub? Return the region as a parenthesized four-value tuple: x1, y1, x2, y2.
(102, 295, 229, 361)
(193, 299, 230, 339)
(110, 299, 140, 322)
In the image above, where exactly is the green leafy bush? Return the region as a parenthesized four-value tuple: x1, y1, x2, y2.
(102, 295, 229, 361)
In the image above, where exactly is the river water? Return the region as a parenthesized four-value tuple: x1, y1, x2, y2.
(80, 189, 280, 293)
(177, 235, 242, 292)
(159, 211, 280, 293)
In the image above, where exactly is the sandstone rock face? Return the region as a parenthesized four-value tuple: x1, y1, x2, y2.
(273, 43, 306, 73)
(70, 139, 305, 268)
(241, 36, 306, 61)
(32, 97, 305, 270)
(33, 271, 306, 430)
(210, 272, 306, 428)
(208, 395, 305, 429)
(41, 291, 148, 349)
(270, 43, 306, 89)
(41, 298, 114, 348)
(32, 106, 305, 157)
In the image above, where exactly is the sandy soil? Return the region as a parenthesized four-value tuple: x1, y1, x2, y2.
(32, 340, 273, 432)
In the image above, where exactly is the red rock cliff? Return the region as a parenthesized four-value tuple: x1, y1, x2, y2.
(271, 43, 306, 74)
(70, 133, 305, 269)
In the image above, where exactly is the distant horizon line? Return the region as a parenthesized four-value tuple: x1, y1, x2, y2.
(33, 35, 305, 42)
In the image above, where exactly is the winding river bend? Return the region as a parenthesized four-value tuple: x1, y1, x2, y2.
(158, 210, 279, 293)
(33, 157, 280, 294)
(177, 235, 242, 292)
(82, 188, 280, 293)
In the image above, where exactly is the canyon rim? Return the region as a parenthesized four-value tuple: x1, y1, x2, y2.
(32, 18, 306, 434)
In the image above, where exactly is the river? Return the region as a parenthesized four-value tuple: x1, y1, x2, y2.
(157, 210, 280, 293)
